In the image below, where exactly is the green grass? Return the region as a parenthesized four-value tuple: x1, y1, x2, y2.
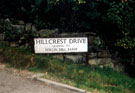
(0, 41, 135, 93)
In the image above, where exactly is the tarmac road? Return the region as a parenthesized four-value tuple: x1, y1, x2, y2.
(0, 70, 75, 93)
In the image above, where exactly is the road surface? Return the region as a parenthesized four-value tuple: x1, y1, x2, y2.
(0, 69, 75, 93)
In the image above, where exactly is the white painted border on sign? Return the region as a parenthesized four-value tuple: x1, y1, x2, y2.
(34, 37, 88, 53)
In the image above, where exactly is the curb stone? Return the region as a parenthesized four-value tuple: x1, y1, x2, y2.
(31, 73, 44, 80)
(32, 74, 86, 93)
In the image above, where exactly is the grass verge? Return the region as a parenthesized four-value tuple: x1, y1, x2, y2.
(0, 41, 135, 93)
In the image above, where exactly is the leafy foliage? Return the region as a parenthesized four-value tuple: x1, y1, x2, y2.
(107, 0, 135, 77)
(0, 0, 135, 77)
(108, 1, 135, 49)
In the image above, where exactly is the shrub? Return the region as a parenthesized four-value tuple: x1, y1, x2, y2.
(108, 0, 135, 77)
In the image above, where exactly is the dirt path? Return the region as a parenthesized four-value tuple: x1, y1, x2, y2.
(0, 64, 75, 93)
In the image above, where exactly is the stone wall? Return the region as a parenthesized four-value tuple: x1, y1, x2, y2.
(0, 19, 124, 72)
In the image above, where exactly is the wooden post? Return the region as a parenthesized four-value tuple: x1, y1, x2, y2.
(85, 52, 89, 66)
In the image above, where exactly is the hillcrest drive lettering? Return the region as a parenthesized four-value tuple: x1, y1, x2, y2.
(35, 38, 86, 44)
(34, 37, 88, 53)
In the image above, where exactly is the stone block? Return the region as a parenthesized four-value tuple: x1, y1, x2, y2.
(10, 42, 19, 47)
(13, 25, 25, 32)
(88, 58, 124, 72)
(18, 20, 25, 25)
(97, 50, 111, 58)
(25, 23, 32, 31)
(53, 55, 64, 61)
(113, 61, 125, 72)
(72, 33, 86, 37)
(38, 29, 59, 37)
(32, 25, 37, 32)
(4, 18, 10, 23)
(64, 55, 85, 63)
(88, 58, 113, 67)
(88, 53, 97, 58)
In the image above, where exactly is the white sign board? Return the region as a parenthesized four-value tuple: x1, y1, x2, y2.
(34, 37, 88, 53)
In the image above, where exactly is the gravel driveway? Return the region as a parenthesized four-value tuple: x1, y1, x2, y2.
(0, 68, 75, 93)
